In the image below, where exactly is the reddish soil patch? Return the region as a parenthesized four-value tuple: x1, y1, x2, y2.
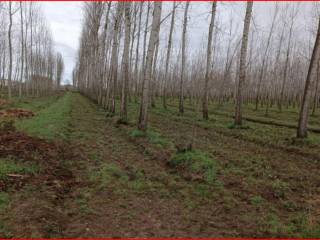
(0, 121, 59, 169)
(0, 109, 35, 119)
(0, 127, 78, 237)
(0, 131, 55, 163)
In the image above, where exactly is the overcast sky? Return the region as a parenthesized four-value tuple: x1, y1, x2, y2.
(39, 2, 316, 84)
(41, 2, 82, 84)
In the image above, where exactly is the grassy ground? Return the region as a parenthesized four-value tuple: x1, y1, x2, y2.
(0, 92, 319, 237)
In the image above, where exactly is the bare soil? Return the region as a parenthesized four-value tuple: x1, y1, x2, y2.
(0, 109, 35, 119)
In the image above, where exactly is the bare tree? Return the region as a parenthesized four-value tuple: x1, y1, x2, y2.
(138, 2, 162, 131)
(162, 1, 176, 109)
(133, 2, 143, 101)
(162, 1, 176, 108)
(312, 62, 320, 115)
(7, 2, 14, 99)
(234, 1, 253, 126)
(202, 2, 217, 120)
(297, 17, 320, 138)
(179, 1, 190, 114)
(120, 2, 132, 123)
(109, 2, 123, 114)
(19, 1, 24, 98)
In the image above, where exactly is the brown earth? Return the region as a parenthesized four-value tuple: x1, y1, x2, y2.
(0, 124, 77, 237)
(0, 109, 35, 119)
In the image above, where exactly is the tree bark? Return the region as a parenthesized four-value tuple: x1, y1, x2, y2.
(162, 1, 176, 109)
(134, 2, 143, 101)
(297, 17, 320, 138)
(202, 2, 217, 120)
(19, 2, 24, 98)
(312, 62, 320, 115)
(8, 2, 13, 99)
(234, 1, 253, 126)
(120, 2, 131, 123)
(109, 2, 123, 114)
(138, 2, 162, 131)
(179, 2, 190, 115)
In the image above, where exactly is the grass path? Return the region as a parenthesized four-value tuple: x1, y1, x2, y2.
(63, 93, 235, 237)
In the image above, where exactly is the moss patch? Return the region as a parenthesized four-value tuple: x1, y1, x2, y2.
(169, 150, 218, 184)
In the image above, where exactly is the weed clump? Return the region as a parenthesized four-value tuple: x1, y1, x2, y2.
(250, 195, 265, 207)
(271, 179, 289, 199)
(130, 129, 146, 138)
(168, 149, 217, 184)
(90, 163, 129, 189)
(0, 158, 39, 181)
(130, 129, 169, 147)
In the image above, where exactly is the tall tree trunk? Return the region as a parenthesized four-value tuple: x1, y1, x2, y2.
(202, 2, 217, 120)
(162, 1, 176, 109)
(19, 2, 24, 98)
(297, 17, 320, 138)
(120, 2, 131, 123)
(8, 2, 13, 99)
(312, 62, 320, 115)
(109, 2, 123, 114)
(179, 2, 190, 115)
(141, 3, 151, 88)
(98, 1, 111, 106)
(234, 1, 253, 126)
(134, 2, 143, 101)
(151, 40, 159, 108)
(128, 3, 138, 101)
(138, 2, 162, 131)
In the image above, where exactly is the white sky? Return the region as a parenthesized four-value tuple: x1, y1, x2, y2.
(41, 2, 82, 84)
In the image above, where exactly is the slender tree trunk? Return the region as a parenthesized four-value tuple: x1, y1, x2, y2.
(98, 1, 111, 105)
(29, 4, 34, 97)
(109, 2, 123, 114)
(8, 2, 13, 99)
(141, 3, 151, 89)
(297, 17, 320, 138)
(162, 1, 176, 109)
(134, 2, 143, 101)
(179, 2, 190, 115)
(120, 2, 131, 123)
(151, 40, 159, 108)
(128, 3, 138, 102)
(234, 1, 253, 126)
(138, 2, 162, 131)
(202, 2, 217, 120)
(312, 62, 320, 115)
(19, 2, 24, 98)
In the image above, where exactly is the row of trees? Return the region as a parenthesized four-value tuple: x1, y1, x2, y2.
(0, 2, 64, 99)
(74, 2, 320, 138)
